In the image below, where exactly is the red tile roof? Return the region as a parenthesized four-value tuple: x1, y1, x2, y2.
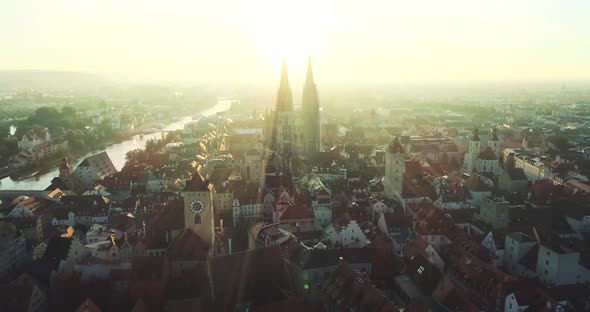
(478, 145, 498, 160)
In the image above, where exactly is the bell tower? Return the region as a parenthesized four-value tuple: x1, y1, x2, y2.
(466, 128, 481, 173)
(182, 173, 214, 249)
(384, 137, 405, 200)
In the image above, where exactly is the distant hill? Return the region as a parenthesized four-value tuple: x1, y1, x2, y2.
(0, 70, 106, 90)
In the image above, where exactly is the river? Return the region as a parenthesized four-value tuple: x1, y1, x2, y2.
(0, 100, 232, 191)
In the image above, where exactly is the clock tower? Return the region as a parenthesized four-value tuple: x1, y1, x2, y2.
(182, 173, 214, 249)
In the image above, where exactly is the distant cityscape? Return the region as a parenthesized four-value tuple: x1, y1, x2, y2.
(2, 57, 590, 311)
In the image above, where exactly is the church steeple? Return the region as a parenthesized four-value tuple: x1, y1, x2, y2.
(302, 56, 321, 155)
(305, 55, 314, 86)
(271, 59, 295, 155)
(276, 59, 293, 112)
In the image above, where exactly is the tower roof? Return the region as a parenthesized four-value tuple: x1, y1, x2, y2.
(183, 173, 209, 192)
(478, 145, 498, 160)
(305, 55, 314, 86)
(389, 137, 404, 154)
(275, 58, 293, 112)
(490, 127, 499, 141)
(280, 58, 289, 89)
(471, 128, 480, 141)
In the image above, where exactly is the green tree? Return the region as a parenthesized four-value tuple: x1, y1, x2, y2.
(31, 107, 60, 123)
(549, 134, 569, 152)
(62, 105, 77, 116)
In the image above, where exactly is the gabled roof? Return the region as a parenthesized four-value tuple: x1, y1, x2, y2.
(389, 137, 404, 154)
(321, 261, 399, 312)
(208, 166, 234, 187)
(279, 204, 314, 221)
(76, 151, 117, 178)
(463, 175, 493, 192)
(183, 173, 209, 192)
(478, 146, 498, 160)
(167, 229, 209, 260)
(76, 298, 102, 312)
(43, 235, 74, 261)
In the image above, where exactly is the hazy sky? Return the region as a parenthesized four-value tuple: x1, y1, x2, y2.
(1, 0, 589, 85)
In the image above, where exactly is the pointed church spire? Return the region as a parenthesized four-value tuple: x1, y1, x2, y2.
(305, 55, 314, 86)
(280, 58, 289, 89)
(275, 58, 293, 112)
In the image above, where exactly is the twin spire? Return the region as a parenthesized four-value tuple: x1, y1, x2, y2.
(278, 56, 315, 91)
(279, 58, 290, 90)
(276, 56, 315, 112)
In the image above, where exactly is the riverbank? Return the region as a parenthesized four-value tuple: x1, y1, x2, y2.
(0, 100, 232, 190)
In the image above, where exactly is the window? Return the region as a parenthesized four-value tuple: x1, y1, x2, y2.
(417, 266, 425, 274)
(195, 215, 201, 224)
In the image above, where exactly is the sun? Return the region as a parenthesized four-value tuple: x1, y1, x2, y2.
(238, 0, 332, 70)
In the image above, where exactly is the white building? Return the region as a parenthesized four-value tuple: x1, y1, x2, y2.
(503, 232, 538, 277)
(72, 152, 117, 188)
(17, 129, 51, 150)
(536, 244, 590, 285)
(565, 211, 590, 234)
(232, 198, 264, 226)
(331, 220, 369, 248)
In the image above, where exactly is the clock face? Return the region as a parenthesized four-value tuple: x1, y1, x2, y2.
(190, 200, 204, 214)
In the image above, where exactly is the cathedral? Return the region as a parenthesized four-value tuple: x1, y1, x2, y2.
(270, 60, 295, 156)
(270, 57, 321, 158)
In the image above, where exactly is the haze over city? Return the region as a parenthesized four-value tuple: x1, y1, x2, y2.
(3, 1, 590, 312)
(1, 0, 590, 85)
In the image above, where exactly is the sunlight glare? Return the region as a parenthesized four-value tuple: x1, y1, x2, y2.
(238, 0, 332, 71)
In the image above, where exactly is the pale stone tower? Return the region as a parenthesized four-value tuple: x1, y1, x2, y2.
(488, 127, 500, 156)
(384, 137, 405, 200)
(182, 173, 214, 249)
(522, 132, 529, 149)
(302, 56, 321, 156)
(466, 128, 481, 173)
(271, 60, 295, 156)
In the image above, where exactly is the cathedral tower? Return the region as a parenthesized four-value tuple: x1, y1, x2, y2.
(465, 128, 481, 173)
(384, 137, 405, 200)
(271, 60, 295, 155)
(488, 127, 500, 156)
(302, 56, 321, 156)
(182, 173, 214, 249)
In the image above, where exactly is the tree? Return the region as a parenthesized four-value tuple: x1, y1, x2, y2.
(31, 106, 60, 123)
(62, 105, 77, 116)
(549, 134, 569, 152)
